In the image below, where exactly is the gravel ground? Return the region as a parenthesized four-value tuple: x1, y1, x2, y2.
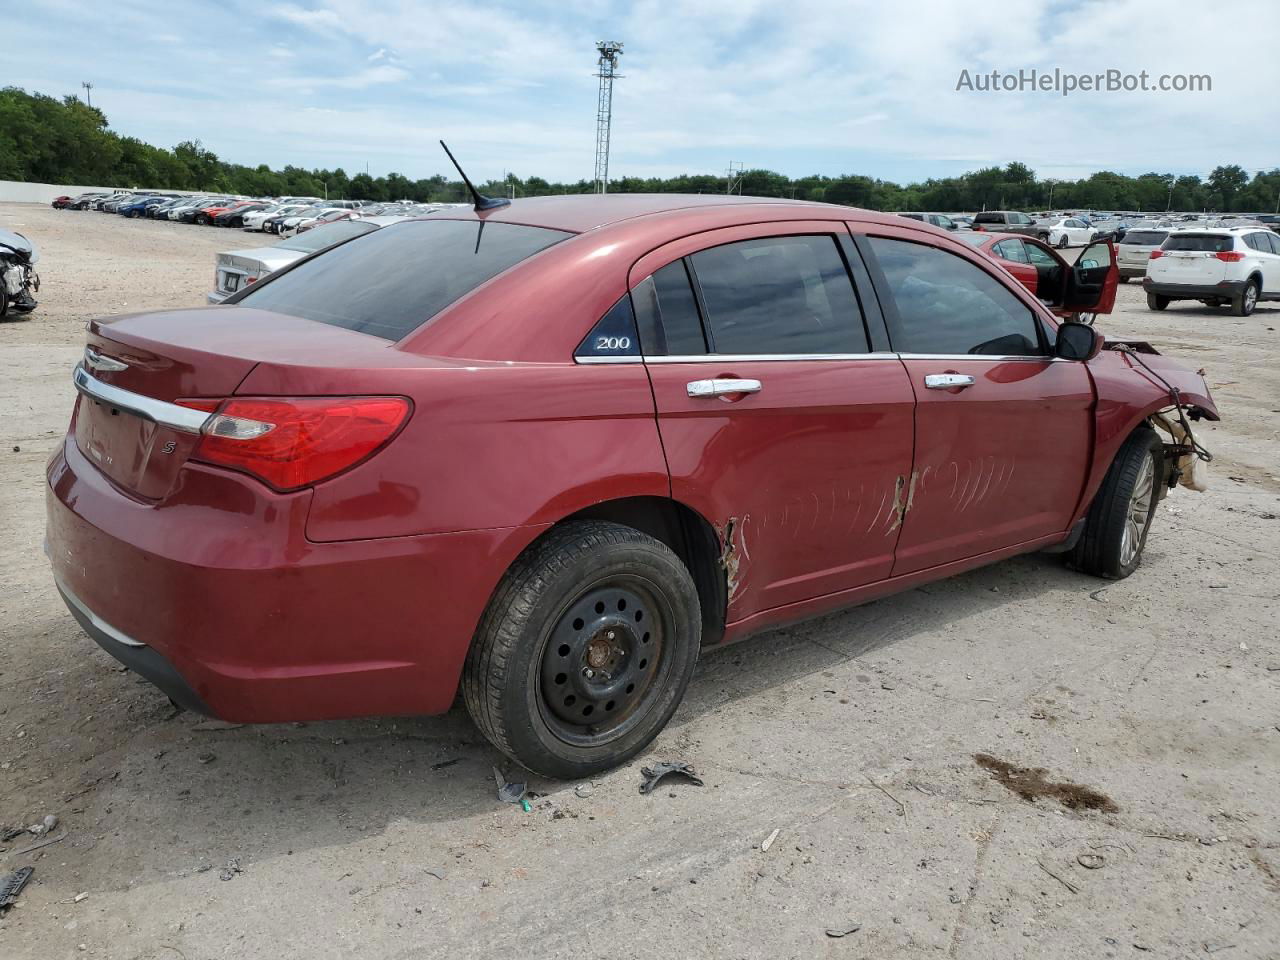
(1, 202, 1277, 959)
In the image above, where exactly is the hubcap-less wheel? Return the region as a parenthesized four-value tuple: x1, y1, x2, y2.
(1119, 453, 1155, 568)
(538, 578, 667, 747)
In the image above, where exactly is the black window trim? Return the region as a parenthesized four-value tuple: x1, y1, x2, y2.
(647, 231, 886, 360)
(856, 231, 1056, 360)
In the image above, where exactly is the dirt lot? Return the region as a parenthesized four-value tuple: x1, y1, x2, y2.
(1, 202, 1277, 959)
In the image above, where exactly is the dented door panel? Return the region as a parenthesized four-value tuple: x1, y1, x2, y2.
(891, 357, 1093, 575)
(646, 358, 915, 621)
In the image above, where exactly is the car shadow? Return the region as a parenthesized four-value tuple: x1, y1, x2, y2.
(32, 550, 1078, 889)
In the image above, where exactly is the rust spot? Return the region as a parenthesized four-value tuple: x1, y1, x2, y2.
(719, 517, 743, 603)
(888, 473, 918, 532)
(974, 754, 1118, 813)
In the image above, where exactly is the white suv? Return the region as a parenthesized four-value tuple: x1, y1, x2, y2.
(1143, 227, 1280, 316)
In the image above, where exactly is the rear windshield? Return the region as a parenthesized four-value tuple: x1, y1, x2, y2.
(973, 213, 1004, 223)
(1163, 234, 1232, 252)
(1122, 231, 1168, 246)
(238, 218, 572, 340)
(275, 219, 376, 252)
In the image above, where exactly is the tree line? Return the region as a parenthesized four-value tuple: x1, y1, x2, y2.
(2, 86, 1277, 214)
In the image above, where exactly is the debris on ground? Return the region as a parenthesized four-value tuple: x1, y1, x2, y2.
(493, 767, 528, 808)
(574, 783, 594, 799)
(191, 719, 244, 731)
(13, 834, 65, 857)
(1077, 853, 1106, 869)
(760, 828, 780, 852)
(197, 753, 216, 764)
(825, 921, 862, 938)
(219, 858, 243, 881)
(28, 814, 58, 836)
(430, 758, 461, 770)
(638, 762, 704, 795)
(0, 867, 34, 912)
(1037, 860, 1079, 894)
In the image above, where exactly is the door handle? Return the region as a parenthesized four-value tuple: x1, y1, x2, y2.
(686, 378, 762, 398)
(923, 373, 976, 390)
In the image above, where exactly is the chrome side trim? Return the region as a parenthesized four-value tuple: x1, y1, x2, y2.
(55, 578, 146, 648)
(896, 353, 1059, 361)
(576, 352, 1064, 364)
(645, 352, 903, 363)
(72, 365, 211, 435)
(84, 346, 129, 373)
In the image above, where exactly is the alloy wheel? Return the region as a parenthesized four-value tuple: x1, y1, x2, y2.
(1119, 453, 1155, 567)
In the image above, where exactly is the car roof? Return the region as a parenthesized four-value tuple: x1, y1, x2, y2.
(421, 193, 879, 234)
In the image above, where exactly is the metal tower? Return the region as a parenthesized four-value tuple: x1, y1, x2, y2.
(593, 41, 624, 194)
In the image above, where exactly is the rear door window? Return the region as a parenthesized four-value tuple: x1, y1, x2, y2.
(687, 235, 869, 354)
(1164, 234, 1232, 253)
(866, 237, 1044, 357)
(236, 219, 571, 340)
(994, 239, 1028, 263)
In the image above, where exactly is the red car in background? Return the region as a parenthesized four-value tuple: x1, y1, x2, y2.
(957, 229, 1118, 317)
(50, 195, 73, 209)
(47, 195, 1216, 778)
(195, 200, 257, 225)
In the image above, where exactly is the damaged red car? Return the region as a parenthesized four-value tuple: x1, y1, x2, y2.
(46, 195, 1218, 778)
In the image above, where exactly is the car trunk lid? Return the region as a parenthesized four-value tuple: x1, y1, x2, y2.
(73, 307, 403, 500)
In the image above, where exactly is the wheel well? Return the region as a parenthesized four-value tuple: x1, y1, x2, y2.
(1247, 271, 1263, 289)
(555, 497, 726, 645)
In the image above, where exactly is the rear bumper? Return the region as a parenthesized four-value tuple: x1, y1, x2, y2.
(1118, 264, 1147, 279)
(1142, 277, 1246, 299)
(206, 289, 228, 304)
(57, 581, 213, 715)
(46, 435, 543, 723)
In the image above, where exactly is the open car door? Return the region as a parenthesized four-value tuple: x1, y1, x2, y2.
(1059, 239, 1118, 317)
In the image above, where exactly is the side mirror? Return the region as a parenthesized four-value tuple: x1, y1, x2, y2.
(1055, 321, 1103, 361)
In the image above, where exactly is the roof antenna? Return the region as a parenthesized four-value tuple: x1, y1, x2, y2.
(439, 140, 510, 211)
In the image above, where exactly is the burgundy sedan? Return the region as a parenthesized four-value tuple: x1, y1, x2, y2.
(47, 195, 1218, 778)
(958, 230, 1119, 315)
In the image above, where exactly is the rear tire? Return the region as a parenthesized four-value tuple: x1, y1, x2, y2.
(1118, 276, 1129, 283)
(1232, 279, 1258, 317)
(463, 521, 701, 779)
(1146, 293, 1169, 311)
(1069, 428, 1163, 580)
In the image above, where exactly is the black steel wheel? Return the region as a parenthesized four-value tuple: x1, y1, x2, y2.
(464, 521, 701, 779)
(537, 577, 668, 747)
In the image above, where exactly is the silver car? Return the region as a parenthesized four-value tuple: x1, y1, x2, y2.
(207, 216, 407, 303)
(1117, 226, 1172, 281)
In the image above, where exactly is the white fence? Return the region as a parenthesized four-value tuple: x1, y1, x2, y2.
(0, 181, 201, 205)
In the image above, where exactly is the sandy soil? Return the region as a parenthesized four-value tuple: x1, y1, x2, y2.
(1, 202, 1277, 959)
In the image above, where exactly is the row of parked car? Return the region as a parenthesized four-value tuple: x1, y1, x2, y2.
(52, 191, 456, 238)
(899, 209, 1280, 249)
(942, 215, 1279, 317)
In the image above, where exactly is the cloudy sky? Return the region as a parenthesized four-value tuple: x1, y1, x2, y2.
(11, 0, 1279, 185)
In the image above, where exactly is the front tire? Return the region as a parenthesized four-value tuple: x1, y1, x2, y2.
(463, 521, 701, 779)
(1147, 293, 1169, 311)
(1057, 233, 1069, 249)
(1069, 428, 1163, 580)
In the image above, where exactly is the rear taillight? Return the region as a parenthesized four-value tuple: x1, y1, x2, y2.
(1214, 251, 1245, 262)
(1149, 250, 1164, 259)
(179, 397, 410, 491)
